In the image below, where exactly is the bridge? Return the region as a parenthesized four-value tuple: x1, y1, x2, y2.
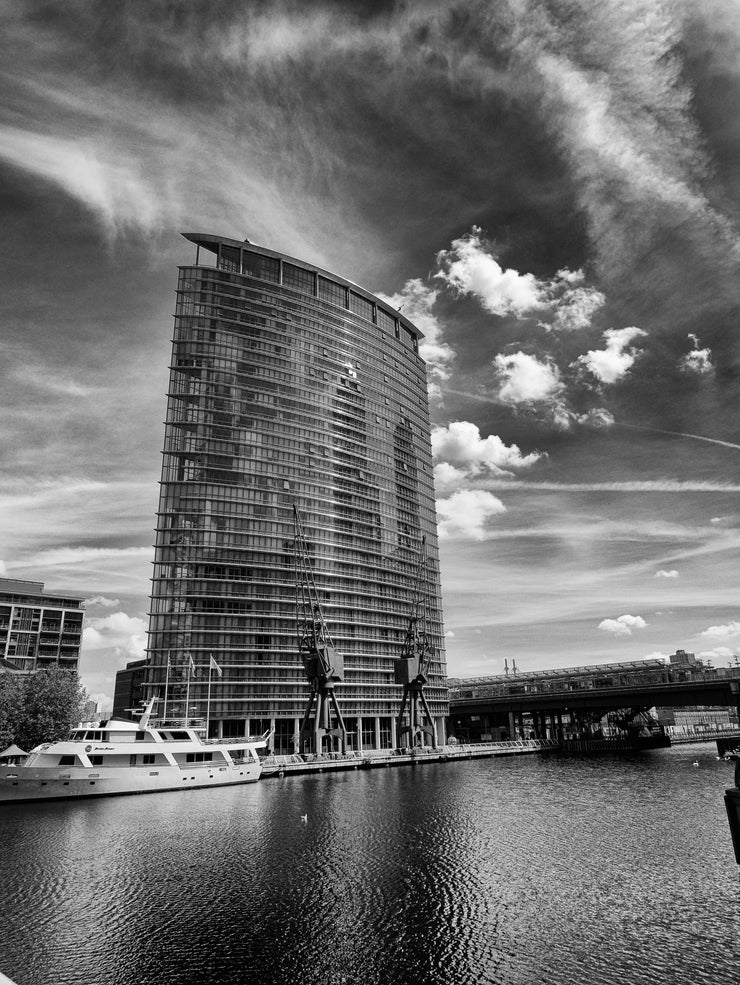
(447, 652, 740, 747)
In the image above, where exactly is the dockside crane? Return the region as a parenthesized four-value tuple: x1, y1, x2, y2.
(395, 536, 438, 749)
(294, 506, 348, 755)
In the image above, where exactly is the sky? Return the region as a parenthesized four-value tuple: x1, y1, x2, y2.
(2, 0, 740, 709)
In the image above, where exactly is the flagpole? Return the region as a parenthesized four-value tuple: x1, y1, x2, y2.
(206, 655, 213, 738)
(185, 657, 191, 726)
(163, 651, 170, 722)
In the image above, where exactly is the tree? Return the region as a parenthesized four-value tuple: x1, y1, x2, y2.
(0, 674, 24, 749)
(11, 668, 87, 751)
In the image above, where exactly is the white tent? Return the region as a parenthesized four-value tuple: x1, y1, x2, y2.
(0, 744, 28, 763)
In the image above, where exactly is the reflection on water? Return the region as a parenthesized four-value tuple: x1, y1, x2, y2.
(2, 744, 740, 985)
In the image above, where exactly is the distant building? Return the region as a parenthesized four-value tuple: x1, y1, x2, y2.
(657, 706, 738, 733)
(82, 699, 100, 721)
(0, 578, 84, 673)
(112, 658, 147, 719)
(670, 649, 697, 665)
(144, 233, 448, 750)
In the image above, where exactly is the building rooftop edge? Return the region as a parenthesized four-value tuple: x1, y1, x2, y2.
(0, 576, 85, 606)
(181, 232, 425, 341)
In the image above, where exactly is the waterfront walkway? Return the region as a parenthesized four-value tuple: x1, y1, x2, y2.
(669, 728, 740, 745)
(260, 738, 556, 777)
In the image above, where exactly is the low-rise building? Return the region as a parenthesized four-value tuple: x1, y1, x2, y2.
(112, 658, 147, 719)
(0, 578, 85, 673)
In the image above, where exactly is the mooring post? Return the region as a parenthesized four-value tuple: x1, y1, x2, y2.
(725, 783, 740, 865)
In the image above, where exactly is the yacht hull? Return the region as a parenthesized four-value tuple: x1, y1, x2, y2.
(0, 762, 262, 802)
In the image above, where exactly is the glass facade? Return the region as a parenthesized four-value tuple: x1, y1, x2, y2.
(145, 234, 448, 750)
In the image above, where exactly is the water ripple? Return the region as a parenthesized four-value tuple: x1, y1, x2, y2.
(2, 748, 740, 985)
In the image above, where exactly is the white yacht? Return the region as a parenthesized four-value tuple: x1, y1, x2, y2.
(0, 700, 269, 802)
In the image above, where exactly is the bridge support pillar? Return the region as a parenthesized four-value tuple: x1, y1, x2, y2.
(508, 712, 516, 740)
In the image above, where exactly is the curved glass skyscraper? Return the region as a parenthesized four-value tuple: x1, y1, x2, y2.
(145, 234, 448, 751)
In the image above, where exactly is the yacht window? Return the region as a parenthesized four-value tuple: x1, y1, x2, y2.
(89, 755, 103, 766)
(58, 755, 76, 766)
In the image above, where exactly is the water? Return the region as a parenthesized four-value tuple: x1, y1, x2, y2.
(2, 743, 740, 985)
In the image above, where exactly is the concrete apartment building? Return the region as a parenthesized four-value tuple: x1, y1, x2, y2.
(0, 578, 84, 673)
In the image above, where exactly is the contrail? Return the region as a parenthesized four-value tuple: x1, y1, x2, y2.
(618, 423, 740, 452)
(440, 392, 740, 452)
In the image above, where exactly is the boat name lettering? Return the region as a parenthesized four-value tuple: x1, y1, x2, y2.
(94, 746, 114, 751)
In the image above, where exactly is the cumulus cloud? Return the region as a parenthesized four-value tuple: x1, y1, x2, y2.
(83, 595, 121, 609)
(494, 351, 562, 404)
(436, 489, 506, 540)
(432, 421, 542, 479)
(680, 333, 713, 375)
(598, 614, 647, 636)
(82, 610, 147, 661)
(435, 227, 545, 316)
(574, 407, 615, 428)
(432, 462, 469, 497)
(378, 278, 454, 397)
(655, 569, 678, 579)
(574, 327, 647, 384)
(699, 646, 737, 662)
(435, 230, 605, 334)
(542, 269, 606, 332)
(700, 621, 740, 639)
